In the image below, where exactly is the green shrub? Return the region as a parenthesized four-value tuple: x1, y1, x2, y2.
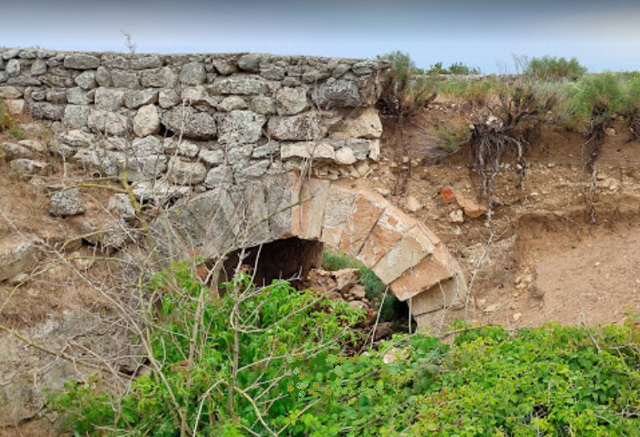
(524, 56, 587, 81)
(438, 77, 502, 107)
(322, 250, 401, 323)
(377, 51, 437, 118)
(435, 119, 472, 153)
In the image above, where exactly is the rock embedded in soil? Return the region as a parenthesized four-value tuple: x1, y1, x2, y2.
(0, 235, 40, 282)
(49, 188, 86, 217)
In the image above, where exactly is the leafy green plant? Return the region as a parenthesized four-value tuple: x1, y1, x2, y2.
(524, 56, 587, 81)
(427, 62, 481, 75)
(51, 262, 368, 436)
(435, 119, 472, 153)
(376, 51, 437, 119)
(621, 75, 640, 140)
(438, 77, 502, 107)
(322, 250, 403, 323)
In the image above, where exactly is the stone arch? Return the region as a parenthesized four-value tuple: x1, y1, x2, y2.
(153, 172, 468, 329)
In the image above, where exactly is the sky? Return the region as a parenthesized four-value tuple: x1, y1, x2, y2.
(2, 0, 640, 73)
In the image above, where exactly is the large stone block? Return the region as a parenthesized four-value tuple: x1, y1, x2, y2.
(133, 104, 160, 137)
(319, 185, 357, 247)
(209, 76, 269, 95)
(94, 87, 125, 110)
(0, 235, 39, 282)
(217, 110, 266, 145)
(267, 113, 327, 141)
(64, 54, 100, 69)
(275, 87, 308, 115)
(357, 206, 415, 268)
(162, 107, 217, 140)
(313, 79, 362, 108)
(390, 255, 455, 302)
(338, 192, 386, 256)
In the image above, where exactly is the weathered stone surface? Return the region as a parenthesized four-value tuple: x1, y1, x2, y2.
(252, 140, 280, 158)
(62, 105, 90, 129)
(164, 138, 200, 157)
(280, 141, 335, 161)
(237, 53, 265, 72)
(9, 158, 48, 174)
(5, 59, 21, 77)
(108, 193, 136, 220)
(181, 86, 216, 106)
(390, 254, 456, 303)
(358, 207, 414, 267)
(217, 96, 248, 112)
(30, 58, 47, 75)
(124, 89, 158, 108)
(313, 79, 361, 108)
(212, 58, 238, 75)
(140, 67, 177, 88)
(331, 107, 382, 139)
(46, 89, 67, 104)
(339, 192, 386, 256)
(30, 102, 64, 120)
(66, 87, 93, 105)
(17, 139, 47, 154)
(319, 186, 357, 247)
(204, 165, 234, 187)
(372, 225, 435, 284)
(111, 70, 140, 89)
(130, 55, 162, 70)
(133, 104, 160, 137)
(179, 62, 206, 85)
(0, 235, 39, 282)
(0, 86, 22, 99)
(88, 110, 129, 135)
(410, 277, 465, 316)
(162, 107, 217, 140)
(167, 157, 207, 185)
(49, 188, 86, 217)
(217, 110, 266, 144)
(268, 113, 327, 141)
(74, 71, 97, 90)
(122, 155, 168, 181)
(64, 54, 100, 69)
(131, 136, 163, 155)
(335, 147, 357, 165)
(60, 129, 94, 147)
(94, 87, 125, 110)
(251, 96, 276, 114)
(209, 76, 269, 95)
(95, 66, 111, 87)
(199, 148, 224, 165)
(275, 87, 308, 115)
(158, 89, 180, 108)
(234, 160, 270, 181)
(2, 142, 33, 158)
(132, 179, 191, 203)
(4, 99, 24, 115)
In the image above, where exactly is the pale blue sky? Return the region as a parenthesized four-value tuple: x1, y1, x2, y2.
(2, 0, 640, 72)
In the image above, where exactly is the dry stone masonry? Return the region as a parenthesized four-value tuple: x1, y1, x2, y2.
(0, 48, 385, 197)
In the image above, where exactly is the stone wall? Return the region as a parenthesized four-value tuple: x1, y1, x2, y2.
(0, 48, 386, 198)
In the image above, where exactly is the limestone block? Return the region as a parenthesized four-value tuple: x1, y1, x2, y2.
(372, 225, 435, 284)
(30, 58, 47, 75)
(131, 136, 163, 155)
(267, 113, 327, 141)
(217, 96, 248, 112)
(312, 79, 361, 108)
(280, 141, 335, 161)
(49, 188, 86, 217)
(140, 67, 177, 88)
(124, 89, 158, 109)
(0, 86, 22, 99)
(133, 104, 160, 137)
(64, 54, 100, 69)
(332, 107, 382, 140)
(410, 277, 465, 315)
(357, 207, 415, 267)
(167, 157, 207, 185)
(338, 192, 386, 256)
(162, 107, 217, 140)
(319, 186, 358, 247)
(74, 71, 96, 90)
(0, 235, 39, 282)
(5, 59, 20, 77)
(62, 105, 90, 129)
(217, 110, 266, 145)
(179, 61, 206, 85)
(209, 76, 269, 95)
(88, 110, 129, 136)
(94, 87, 125, 110)
(204, 165, 233, 187)
(275, 87, 308, 115)
(199, 148, 224, 166)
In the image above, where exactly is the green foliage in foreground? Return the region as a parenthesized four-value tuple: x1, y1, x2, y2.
(51, 263, 640, 436)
